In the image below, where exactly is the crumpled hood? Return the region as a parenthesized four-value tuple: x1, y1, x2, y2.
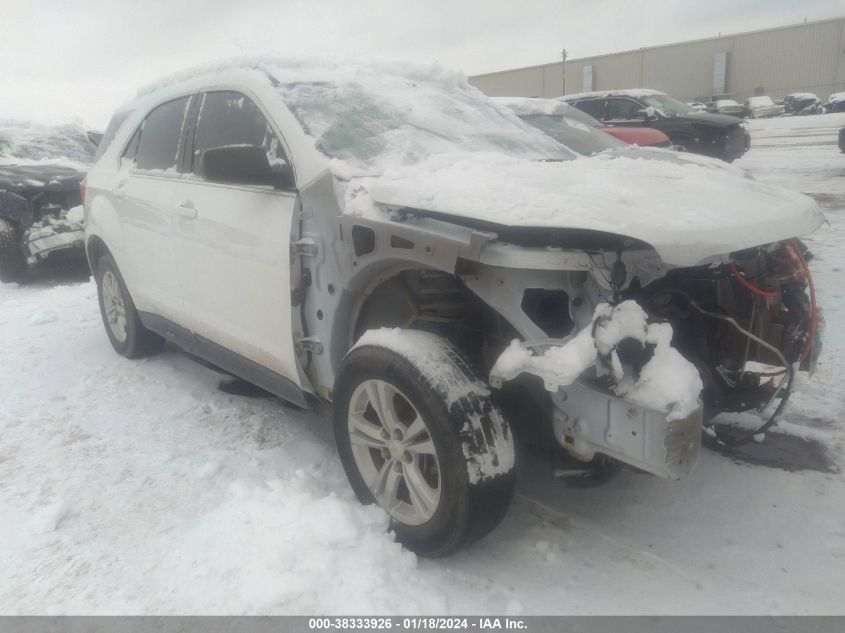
(346, 150, 825, 266)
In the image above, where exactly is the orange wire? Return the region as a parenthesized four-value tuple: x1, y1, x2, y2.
(757, 240, 817, 377)
(730, 262, 778, 297)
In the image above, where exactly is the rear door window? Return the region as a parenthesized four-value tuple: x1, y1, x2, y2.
(133, 96, 192, 172)
(606, 98, 643, 121)
(190, 91, 290, 182)
(574, 99, 607, 120)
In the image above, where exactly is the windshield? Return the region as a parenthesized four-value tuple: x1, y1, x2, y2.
(556, 104, 605, 128)
(0, 120, 96, 165)
(638, 94, 693, 117)
(520, 114, 622, 156)
(277, 81, 576, 171)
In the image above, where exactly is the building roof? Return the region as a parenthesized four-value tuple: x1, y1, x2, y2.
(471, 15, 845, 79)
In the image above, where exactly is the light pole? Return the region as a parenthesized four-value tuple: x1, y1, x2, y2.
(561, 48, 568, 96)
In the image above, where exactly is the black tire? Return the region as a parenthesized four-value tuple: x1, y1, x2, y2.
(333, 330, 516, 557)
(0, 219, 27, 283)
(95, 254, 165, 358)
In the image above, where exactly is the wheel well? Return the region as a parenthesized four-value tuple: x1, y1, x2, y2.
(352, 267, 555, 446)
(85, 235, 111, 271)
(353, 268, 515, 371)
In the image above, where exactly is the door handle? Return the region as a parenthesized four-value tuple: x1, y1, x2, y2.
(175, 199, 197, 219)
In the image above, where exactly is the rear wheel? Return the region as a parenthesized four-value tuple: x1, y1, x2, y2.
(0, 218, 27, 283)
(95, 254, 164, 358)
(333, 329, 516, 557)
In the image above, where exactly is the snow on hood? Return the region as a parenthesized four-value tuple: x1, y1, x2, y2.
(346, 150, 825, 266)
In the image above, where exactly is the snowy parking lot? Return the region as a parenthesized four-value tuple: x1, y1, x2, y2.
(2, 113, 845, 615)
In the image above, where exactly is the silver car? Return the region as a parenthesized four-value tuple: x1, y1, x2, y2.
(744, 96, 784, 118)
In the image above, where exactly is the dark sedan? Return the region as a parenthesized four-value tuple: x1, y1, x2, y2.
(0, 121, 95, 282)
(561, 89, 751, 161)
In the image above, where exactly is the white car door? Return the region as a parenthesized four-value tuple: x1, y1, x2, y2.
(118, 95, 193, 323)
(170, 90, 301, 386)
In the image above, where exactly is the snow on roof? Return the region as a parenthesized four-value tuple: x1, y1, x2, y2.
(828, 92, 845, 103)
(561, 88, 666, 101)
(787, 92, 818, 100)
(136, 55, 467, 98)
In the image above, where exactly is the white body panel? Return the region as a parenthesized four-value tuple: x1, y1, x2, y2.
(170, 180, 299, 379)
(118, 174, 185, 322)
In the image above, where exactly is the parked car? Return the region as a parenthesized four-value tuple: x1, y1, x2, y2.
(686, 102, 708, 112)
(711, 99, 743, 117)
(825, 92, 845, 113)
(561, 89, 750, 161)
(784, 93, 823, 115)
(85, 60, 823, 555)
(494, 97, 673, 155)
(743, 96, 784, 118)
(0, 120, 96, 282)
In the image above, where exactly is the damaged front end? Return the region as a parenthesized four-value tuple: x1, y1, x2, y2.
(0, 164, 87, 279)
(484, 238, 819, 481)
(490, 301, 704, 480)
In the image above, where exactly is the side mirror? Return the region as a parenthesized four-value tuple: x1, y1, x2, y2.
(199, 145, 294, 189)
(636, 107, 658, 121)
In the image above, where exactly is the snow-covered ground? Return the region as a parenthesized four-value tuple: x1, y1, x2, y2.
(1, 113, 844, 615)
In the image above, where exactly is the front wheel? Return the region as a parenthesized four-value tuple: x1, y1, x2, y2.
(333, 329, 516, 557)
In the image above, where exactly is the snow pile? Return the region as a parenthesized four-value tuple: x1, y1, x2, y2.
(492, 301, 703, 421)
(613, 321, 703, 420)
(0, 119, 96, 166)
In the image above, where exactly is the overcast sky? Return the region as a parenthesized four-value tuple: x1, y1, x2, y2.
(1, 0, 842, 128)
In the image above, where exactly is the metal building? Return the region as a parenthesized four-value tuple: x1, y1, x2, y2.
(469, 16, 845, 103)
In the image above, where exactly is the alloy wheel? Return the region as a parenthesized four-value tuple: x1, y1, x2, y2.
(347, 379, 441, 526)
(101, 270, 128, 343)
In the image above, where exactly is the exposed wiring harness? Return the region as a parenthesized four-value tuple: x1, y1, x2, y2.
(693, 239, 816, 445)
(732, 240, 817, 378)
(651, 287, 795, 447)
(686, 299, 795, 447)
(730, 261, 778, 297)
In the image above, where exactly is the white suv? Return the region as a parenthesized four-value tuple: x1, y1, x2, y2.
(84, 59, 823, 556)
